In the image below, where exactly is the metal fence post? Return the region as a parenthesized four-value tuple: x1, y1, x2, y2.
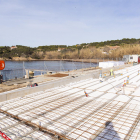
(23, 61, 24, 78)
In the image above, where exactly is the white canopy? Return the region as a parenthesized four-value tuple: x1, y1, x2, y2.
(99, 61, 124, 68)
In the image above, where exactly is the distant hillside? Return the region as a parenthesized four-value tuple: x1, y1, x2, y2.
(0, 38, 140, 60)
(86, 38, 140, 48)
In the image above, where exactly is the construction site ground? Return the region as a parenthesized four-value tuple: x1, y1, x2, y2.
(0, 63, 140, 140)
(0, 67, 100, 93)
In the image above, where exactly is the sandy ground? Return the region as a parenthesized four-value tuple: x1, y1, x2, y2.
(0, 76, 58, 93)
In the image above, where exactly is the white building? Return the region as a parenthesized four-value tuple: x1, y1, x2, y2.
(10, 46, 17, 50)
(99, 61, 124, 68)
(123, 55, 140, 63)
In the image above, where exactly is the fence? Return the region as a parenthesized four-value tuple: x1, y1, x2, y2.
(0, 59, 125, 82)
(0, 69, 25, 81)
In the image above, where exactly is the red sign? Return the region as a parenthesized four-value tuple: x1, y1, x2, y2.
(0, 60, 5, 70)
(138, 56, 140, 63)
(0, 131, 11, 140)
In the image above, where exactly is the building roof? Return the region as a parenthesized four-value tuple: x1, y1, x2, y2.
(109, 46, 120, 50)
(10, 46, 17, 50)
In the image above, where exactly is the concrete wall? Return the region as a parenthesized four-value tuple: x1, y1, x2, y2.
(0, 64, 132, 102)
(0, 71, 97, 102)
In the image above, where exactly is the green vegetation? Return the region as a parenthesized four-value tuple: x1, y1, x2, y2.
(38, 45, 67, 51)
(0, 38, 140, 60)
(0, 46, 11, 59)
(88, 38, 140, 47)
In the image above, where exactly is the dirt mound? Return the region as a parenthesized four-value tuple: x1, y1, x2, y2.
(48, 73, 69, 77)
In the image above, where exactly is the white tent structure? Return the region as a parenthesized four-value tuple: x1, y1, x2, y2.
(99, 61, 124, 68)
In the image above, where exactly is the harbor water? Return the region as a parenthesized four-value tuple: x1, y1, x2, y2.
(1, 61, 98, 81)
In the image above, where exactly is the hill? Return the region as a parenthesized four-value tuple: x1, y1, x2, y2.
(0, 38, 140, 60)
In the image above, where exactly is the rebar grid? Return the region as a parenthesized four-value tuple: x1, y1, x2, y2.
(18, 90, 107, 122)
(129, 120, 140, 140)
(87, 72, 140, 92)
(0, 84, 72, 109)
(0, 113, 6, 120)
(20, 131, 54, 140)
(7, 90, 86, 116)
(65, 100, 127, 140)
(2, 124, 33, 140)
(76, 80, 100, 89)
(0, 112, 56, 140)
(70, 79, 98, 88)
(95, 103, 140, 140)
(1, 79, 98, 113)
(18, 94, 96, 121)
(41, 95, 119, 137)
(1, 88, 70, 111)
(1, 64, 140, 114)
(29, 98, 108, 125)
(2, 77, 122, 116)
(0, 65, 140, 139)
(0, 117, 18, 130)
(1, 63, 138, 110)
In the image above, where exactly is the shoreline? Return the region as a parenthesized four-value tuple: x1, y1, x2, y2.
(3, 58, 112, 63)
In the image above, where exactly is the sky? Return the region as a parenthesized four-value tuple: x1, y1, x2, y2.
(0, 0, 140, 47)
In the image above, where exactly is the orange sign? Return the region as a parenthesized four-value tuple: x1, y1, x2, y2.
(0, 60, 5, 70)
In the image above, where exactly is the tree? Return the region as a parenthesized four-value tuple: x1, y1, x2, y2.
(103, 47, 110, 53)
